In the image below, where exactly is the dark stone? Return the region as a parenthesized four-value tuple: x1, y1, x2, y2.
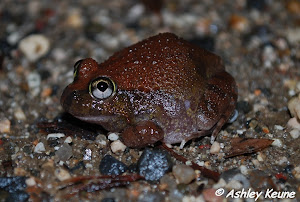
(127, 163, 138, 173)
(137, 148, 172, 181)
(5, 191, 29, 202)
(0, 177, 27, 193)
(260, 87, 272, 97)
(38, 69, 51, 80)
(101, 198, 115, 202)
(237, 100, 252, 114)
(47, 138, 61, 147)
(246, 0, 267, 10)
(99, 155, 128, 175)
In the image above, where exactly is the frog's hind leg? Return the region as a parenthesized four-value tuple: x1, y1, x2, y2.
(210, 115, 228, 144)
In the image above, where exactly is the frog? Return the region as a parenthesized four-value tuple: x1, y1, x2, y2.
(61, 33, 237, 148)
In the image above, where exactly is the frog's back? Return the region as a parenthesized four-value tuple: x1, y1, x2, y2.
(97, 33, 224, 97)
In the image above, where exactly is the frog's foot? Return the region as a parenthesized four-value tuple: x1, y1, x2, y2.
(210, 115, 228, 144)
(179, 130, 210, 149)
(121, 121, 164, 148)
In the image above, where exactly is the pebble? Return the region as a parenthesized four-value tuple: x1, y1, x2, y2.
(229, 14, 249, 32)
(292, 166, 300, 180)
(240, 165, 249, 175)
(288, 94, 300, 120)
(286, 0, 300, 14)
(287, 117, 300, 130)
(0, 118, 11, 133)
(55, 168, 71, 181)
(271, 138, 283, 147)
(64, 136, 72, 144)
(0, 177, 29, 201)
(66, 9, 84, 28)
(110, 140, 126, 153)
(108, 132, 120, 141)
(47, 133, 65, 139)
(210, 141, 220, 154)
(34, 142, 45, 153)
(226, 179, 243, 190)
(286, 28, 300, 44)
(25, 177, 36, 187)
(95, 134, 107, 146)
(246, 0, 267, 10)
(289, 129, 300, 139)
(274, 125, 284, 130)
(54, 143, 73, 162)
(202, 188, 223, 202)
(83, 148, 92, 160)
(182, 195, 204, 202)
(52, 48, 67, 62)
(14, 107, 26, 120)
(172, 164, 195, 184)
(99, 155, 128, 175)
(137, 148, 172, 181)
(262, 45, 276, 68)
(26, 72, 41, 97)
(18, 34, 50, 62)
(137, 192, 164, 202)
(276, 156, 288, 165)
(249, 170, 276, 191)
(159, 174, 177, 191)
(236, 100, 252, 114)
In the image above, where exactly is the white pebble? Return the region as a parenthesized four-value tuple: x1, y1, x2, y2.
(25, 177, 36, 186)
(0, 118, 11, 133)
(14, 107, 26, 120)
(19, 34, 50, 62)
(55, 168, 71, 181)
(172, 164, 195, 184)
(290, 129, 300, 139)
(185, 161, 192, 166)
(236, 129, 245, 134)
(85, 163, 93, 168)
(288, 94, 300, 120)
(274, 125, 284, 130)
(95, 134, 107, 146)
(276, 156, 288, 165)
(287, 117, 300, 130)
(257, 152, 264, 161)
(210, 141, 220, 154)
(27, 72, 41, 97)
(110, 140, 126, 153)
(47, 133, 65, 139)
(226, 179, 243, 190)
(293, 166, 300, 180)
(34, 142, 46, 153)
(64, 136, 73, 143)
(108, 132, 119, 141)
(271, 139, 283, 147)
(240, 165, 249, 175)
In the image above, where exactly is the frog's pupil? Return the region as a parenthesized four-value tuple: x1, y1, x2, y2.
(97, 82, 108, 92)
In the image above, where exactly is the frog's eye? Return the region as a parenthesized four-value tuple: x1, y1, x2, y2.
(89, 77, 116, 99)
(73, 59, 83, 78)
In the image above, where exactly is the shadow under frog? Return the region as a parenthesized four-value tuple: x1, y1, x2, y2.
(61, 33, 237, 148)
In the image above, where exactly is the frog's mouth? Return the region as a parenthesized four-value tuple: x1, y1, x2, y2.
(74, 115, 129, 132)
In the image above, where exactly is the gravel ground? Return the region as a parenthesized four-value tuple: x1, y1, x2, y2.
(0, 0, 300, 201)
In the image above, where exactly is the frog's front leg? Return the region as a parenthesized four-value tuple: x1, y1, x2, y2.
(121, 121, 164, 148)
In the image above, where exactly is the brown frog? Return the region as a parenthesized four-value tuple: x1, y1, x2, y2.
(61, 33, 237, 148)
